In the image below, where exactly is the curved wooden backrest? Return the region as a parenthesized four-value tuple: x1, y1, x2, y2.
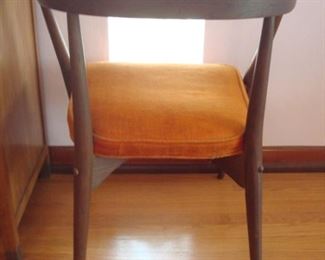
(38, 0, 296, 19)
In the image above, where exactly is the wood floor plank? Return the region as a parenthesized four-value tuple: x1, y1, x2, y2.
(18, 173, 325, 260)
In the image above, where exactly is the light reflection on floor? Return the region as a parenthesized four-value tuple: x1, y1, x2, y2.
(112, 234, 193, 260)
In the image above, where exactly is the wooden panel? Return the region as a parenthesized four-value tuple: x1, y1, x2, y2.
(0, 0, 45, 217)
(0, 146, 21, 259)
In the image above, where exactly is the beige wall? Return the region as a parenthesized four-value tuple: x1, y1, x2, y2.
(34, 0, 325, 146)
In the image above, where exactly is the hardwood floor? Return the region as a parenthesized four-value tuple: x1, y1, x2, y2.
(18, 173, 325, 260)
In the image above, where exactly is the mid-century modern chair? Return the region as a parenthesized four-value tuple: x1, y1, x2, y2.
(38, 1, 296, 259)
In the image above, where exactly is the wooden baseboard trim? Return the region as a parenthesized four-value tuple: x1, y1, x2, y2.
(49, 146, 325, 174)
(263, 146, 325, 172)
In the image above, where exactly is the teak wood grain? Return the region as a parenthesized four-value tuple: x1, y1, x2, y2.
(0, 0, 48, 259)
(0, 0, 45, 215)
(0, 147, 21, 260)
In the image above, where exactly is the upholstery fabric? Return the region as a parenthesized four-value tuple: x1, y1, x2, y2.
(68, 63, 248, 159)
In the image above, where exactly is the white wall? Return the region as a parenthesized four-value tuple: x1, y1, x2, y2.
(34, 4, 108, 145)
(204, 0, 325, 146)
(34, 0, 325, 147)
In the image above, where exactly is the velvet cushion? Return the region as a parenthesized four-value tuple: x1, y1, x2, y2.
(68, 63, 248, 159)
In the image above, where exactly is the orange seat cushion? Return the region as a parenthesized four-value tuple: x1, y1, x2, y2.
(68, 63, 248, 159)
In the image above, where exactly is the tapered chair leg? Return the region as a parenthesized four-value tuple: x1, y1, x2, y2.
(73, 167, 92, 260)
(245, 170, 262, 260)
(67, 12, 94, 260)
(243, 16, 275, 260)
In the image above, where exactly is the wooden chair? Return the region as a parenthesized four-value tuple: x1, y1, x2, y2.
(37, 1, 296, 259)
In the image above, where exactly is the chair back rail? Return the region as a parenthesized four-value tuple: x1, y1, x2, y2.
(244, 15, 282, 95)
(42, 7, 71, 96)
(245, 17, 275, 170)
(38, 0, 296, 19)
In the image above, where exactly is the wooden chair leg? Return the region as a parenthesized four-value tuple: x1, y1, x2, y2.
(217, 171, 225, 179)
(243, 17, 274, 260)
(67, 12, 94, 260)
(73, 166, 92, 260)
(245, 170, 262, 260)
